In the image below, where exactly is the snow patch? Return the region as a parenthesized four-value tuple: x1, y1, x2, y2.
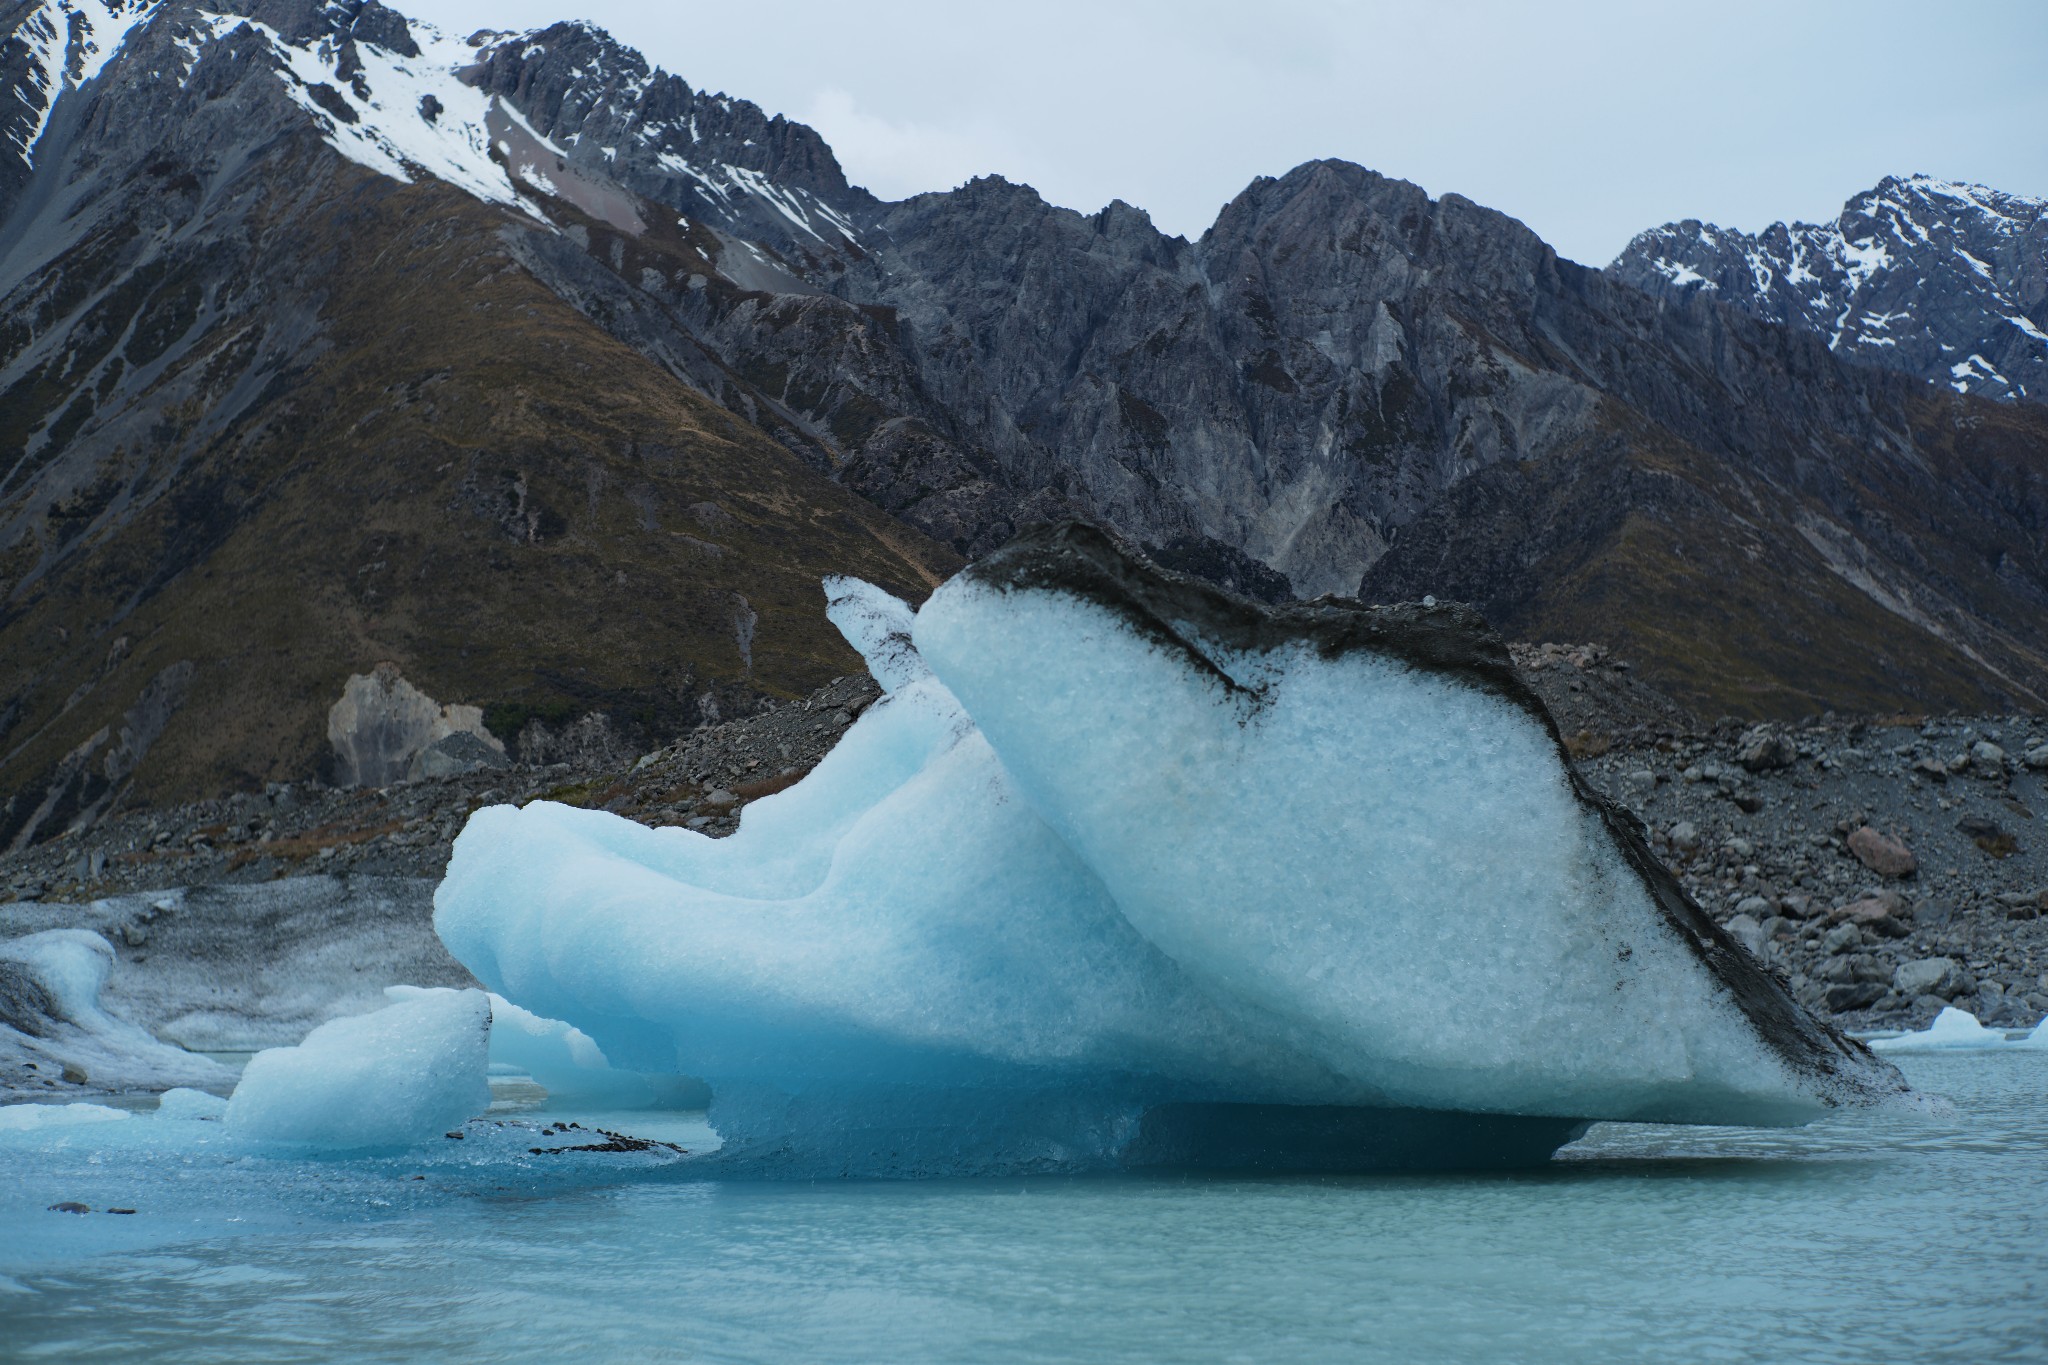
(8, 0, 159, 165)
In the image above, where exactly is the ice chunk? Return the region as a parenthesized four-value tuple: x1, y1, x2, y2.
(437, 639, 1331, 1099)
(1871, 1007, 2023, 1053)
(0, 1101, 130, 1133)
(1, 930, 233, 1097)
(434, 527, 1904, 1176)
(224, 987, 491, 1150)
(910, 524, 1903, 1126)
(155, 1088, 228, 1121)
(823, 575, 929, 693)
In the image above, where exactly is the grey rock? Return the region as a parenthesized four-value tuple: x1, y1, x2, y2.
(1970, 740, 2007, 773)
(329, 664, 506, 788)
(1821, 922, 1864, 956)
(1668, 821, 1701, 853)
(1822, 981, 1885, 1012)
(1724, 913, 1766, 958)
(1736, 727, 1798, 773)
(1734, 895, 1772, 919)
(1893, 957, 1966, 1000)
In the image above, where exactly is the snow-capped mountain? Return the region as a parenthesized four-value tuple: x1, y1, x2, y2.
(1, 0, 2044, 844)
(0, 0, 864, 253)
(1610, 176, 2048, 402)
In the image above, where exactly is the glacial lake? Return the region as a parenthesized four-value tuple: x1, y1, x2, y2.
(2, 1051, 2043, 1363)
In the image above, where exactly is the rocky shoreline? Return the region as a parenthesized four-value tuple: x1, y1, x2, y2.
(3, 649, 2043, 1064)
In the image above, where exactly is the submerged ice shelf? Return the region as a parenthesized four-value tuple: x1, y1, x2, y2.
(435, 524, 1907, 1175)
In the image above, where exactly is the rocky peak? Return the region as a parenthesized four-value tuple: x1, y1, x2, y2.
(1610, 174, 2048, 402)
(457, 19, 864, 258)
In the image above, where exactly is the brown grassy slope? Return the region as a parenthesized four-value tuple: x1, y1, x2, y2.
(0, 166, 956, 821)
(1360, 400, 2048, 720)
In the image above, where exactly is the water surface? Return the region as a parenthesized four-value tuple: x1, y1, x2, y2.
(2, 1053, 2043, 1363)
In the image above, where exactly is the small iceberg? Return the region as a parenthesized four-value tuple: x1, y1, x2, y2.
(224, 986, 491, 1149)
(0, 1101, 132, 1133)
(435, 524, 1908, 1176)
(1, 930, 234, 1097)
(1870, 1007, 2048, 1053)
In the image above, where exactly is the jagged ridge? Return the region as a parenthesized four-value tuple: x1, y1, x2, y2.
(1611, 174, 2048, 402)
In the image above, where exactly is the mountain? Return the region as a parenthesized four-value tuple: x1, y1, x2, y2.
(0, 0, 955, 847)
(1, 0, 2044, 845)
(1610, 175, 2048, 402)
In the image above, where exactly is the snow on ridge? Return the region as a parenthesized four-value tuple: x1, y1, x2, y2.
(1649, 256, 1711, 289)
(187, 12, 543, 216)
(8, 0, 159, 166)
(1950, 353, 2010, 394)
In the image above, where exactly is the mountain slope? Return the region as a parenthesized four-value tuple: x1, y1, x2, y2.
(1610, 175, 2048, 402)
(0, 0, 952, 846)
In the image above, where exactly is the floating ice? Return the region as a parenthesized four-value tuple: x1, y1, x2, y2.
(223, 987, 491, 1150)
(155, 1087, 228, 1121)
(1, 930, 234, 1097)
(0, 1101, 131, 1132)
(435, 526, 1905, 1175)
(913, 525, 1901, 1127)
(1870, 1007, 2044, 1053)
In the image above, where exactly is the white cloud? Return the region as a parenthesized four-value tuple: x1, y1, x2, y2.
(797, 88, 1011, 202)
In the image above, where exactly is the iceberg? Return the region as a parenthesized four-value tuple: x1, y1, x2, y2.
(1, 930, 234, 1098)
(1870, 1007, 2046, 1053)
(435, 524, 1906, 1175)
(0, 1101, 132, 1133)
(224, 986, 491, 1150)
(155, 1087, 229, 1121)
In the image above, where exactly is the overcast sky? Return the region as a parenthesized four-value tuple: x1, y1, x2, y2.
(403, 0, 2048, 266)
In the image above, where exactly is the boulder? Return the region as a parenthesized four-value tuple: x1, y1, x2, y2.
(1820, 922, 1864, 956)
(1822, 981, 1885, 1012)
(1847, 826, 1916, 879)
(327, 663, 506, 788)
(1735, 727, 1798, 772)
(1724, 914, 1766, 958)
(1826, 893, 1909, 937)
(1667, 821, 1701, 853)
(1893, 957, 1968, 1000)
(1969, 740, 2006, 774)
(2024, 745, 2048, 771)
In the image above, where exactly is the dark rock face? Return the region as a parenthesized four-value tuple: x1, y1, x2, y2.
(1611, 175, 2048, 403)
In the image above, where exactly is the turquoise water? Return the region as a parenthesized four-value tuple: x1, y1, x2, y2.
(2, 1052, 2044, 1363)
